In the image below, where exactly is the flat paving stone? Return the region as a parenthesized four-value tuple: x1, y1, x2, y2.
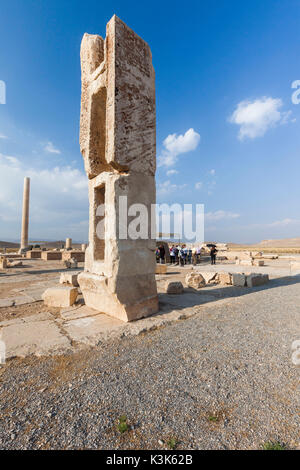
(60, 305, 101, 321)
(0, 299, 14, 308)
(63, 313, 124, 346)
(0, 315, 71, 358)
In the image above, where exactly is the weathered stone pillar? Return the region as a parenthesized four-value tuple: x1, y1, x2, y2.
(78, 15, 158, 322)
(66, 238, 72, 250)
(81, 244, 87, 252)
(20, 177, 30, 252)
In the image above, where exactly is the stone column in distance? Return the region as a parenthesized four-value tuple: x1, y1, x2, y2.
(20, 177, 30, 252)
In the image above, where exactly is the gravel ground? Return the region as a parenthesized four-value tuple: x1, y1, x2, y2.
(0, 276, 299, 450)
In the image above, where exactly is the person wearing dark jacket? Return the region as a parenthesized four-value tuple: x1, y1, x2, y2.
(210, 246, 217, 265)
(159, 245, 165, 264)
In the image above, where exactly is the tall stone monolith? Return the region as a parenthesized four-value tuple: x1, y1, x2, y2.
(20, 177, 30, 252)
(78, 15, 158, 322)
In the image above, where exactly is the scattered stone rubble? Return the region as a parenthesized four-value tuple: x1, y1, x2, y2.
(185, 272, 206, 289)
(63, 258, 78, 269)
(42, 286, 78, 308)
(59, 272, 80, 287)
(165, 281, 184, 295)
(0, 257, 23, 269)
(192, 270, 269, 288)
(0, 256, 7, 269)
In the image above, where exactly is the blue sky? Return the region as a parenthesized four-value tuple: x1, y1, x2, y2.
(1, 0, 300, 243)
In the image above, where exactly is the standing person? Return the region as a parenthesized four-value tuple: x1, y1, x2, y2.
(170, 246, 175, 264)
(174, 245, 179, 265)
(178, 246, 184, 266)
(210, 246, 217, 265)
(196, 245, 202, 264)
(192, 246, 197, 265)
(159, 245, 165, 264)
(182, 245, 188, 265)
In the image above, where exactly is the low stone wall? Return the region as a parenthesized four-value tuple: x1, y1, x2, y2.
(62, 251, 85, 262)
(26, 250, 42, 259)
(41, 251, 63, 261)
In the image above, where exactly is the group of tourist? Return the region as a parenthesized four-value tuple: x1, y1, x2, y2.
(156, 245, 201, 266)
(156, 244, 218, 266)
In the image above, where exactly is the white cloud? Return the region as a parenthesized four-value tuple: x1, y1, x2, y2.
(166, 169, 179, 176)
(0, 153, 88, 240)
(209, 169, 215, 175)
(158, 128, 200, 167)
(157, 180, 187, 196)
(0, 133, 7, 139)
(206, 210, 240, 221)
(44, 141, 61, 154)
(268, 218, 300, 227)
(229, 97, 293, 140)
(0, 154, 21, 167)
(195, 181, 203, 190)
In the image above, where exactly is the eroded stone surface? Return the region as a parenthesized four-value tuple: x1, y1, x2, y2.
(232, 273, 246, 287)
(60, 272, 79, 287)
(0, 312, 70, 358)
(185, 272, 205, 289)
(246, 273, 269, 287)
(41, 251, 62, 261)
(42, 286, 78, 308)
(0, 257, 7, 269)
(196, 271, 217, 283)
(165, 281, 184, 295)
(78, 15, 158, 322)
(218, 273, 232, 285)
(253, 260, 264, 266)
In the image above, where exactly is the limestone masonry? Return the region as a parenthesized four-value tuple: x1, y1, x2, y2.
(78, 15, 158, 322)
(20, 177, 30, 253)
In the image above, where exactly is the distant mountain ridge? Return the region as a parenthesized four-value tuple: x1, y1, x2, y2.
(257, 237, 300, 247)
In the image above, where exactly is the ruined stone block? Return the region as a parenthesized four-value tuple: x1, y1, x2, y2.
(26, 250, 42, 259)
(246, 273, 269, 287)
(165, 281, 184, 294)
(196, 271, 217, 283)
(185, 272, 205, 289)
(60, 273, 79, 287)
(263, 254, 278, 259)
(218, 272, 232, 285)
(41, 251, 62, 261)
(0, 256, 7, 269)
(236, 259, 254, 266)
(7, 260, 23, 268)
(62, 251, 85, 262)
(42, 286, 78, 308)
(64, 258, 78, 269)
(232, 273, 246, 287)
(253, 259, 264, 266)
